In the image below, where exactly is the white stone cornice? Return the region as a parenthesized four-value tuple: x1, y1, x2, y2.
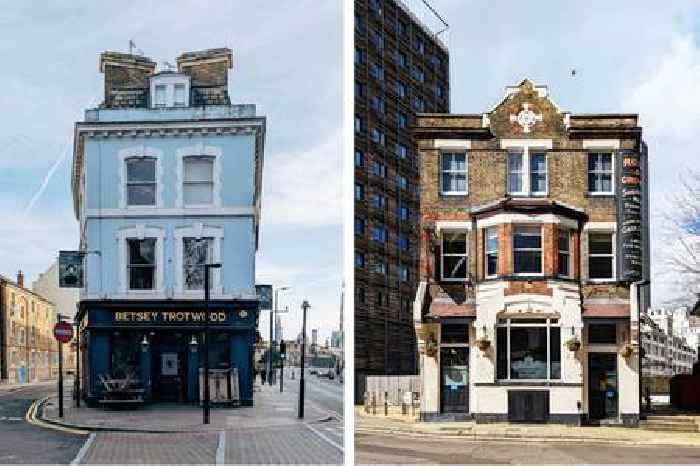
(85, 206, 255, 218)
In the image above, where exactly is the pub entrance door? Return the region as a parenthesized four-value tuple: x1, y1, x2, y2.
(440, 347, 469, 413)
(588, 352, 618, 421)
(151, 333, 189, 402)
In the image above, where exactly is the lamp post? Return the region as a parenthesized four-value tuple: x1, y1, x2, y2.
(270, 286, 290, 386)
(299, 300, 310, 419)
(203, 262, 221, 425)
(635, 279, 650, 420)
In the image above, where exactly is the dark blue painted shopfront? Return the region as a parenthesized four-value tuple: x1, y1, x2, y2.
(76, 300, 259, 406)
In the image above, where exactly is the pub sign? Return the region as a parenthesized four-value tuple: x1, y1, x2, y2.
(616, 150, 643, 281)
(256, 284, 273, 311)
(58, 251, 84, 288)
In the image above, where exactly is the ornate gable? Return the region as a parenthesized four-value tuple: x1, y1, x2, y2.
(484, 79, 569, 138)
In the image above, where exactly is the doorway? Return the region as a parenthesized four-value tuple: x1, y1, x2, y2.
(151, 333, 189, 402)
(440, 347, 469, 413)
(588, 352, 618, 421)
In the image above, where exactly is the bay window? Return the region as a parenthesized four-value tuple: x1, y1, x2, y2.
(497, 318, 561, 380)
(588, 232, 615, 280)
(126, 157, 156, 206)
(557, 229, 571, 278)
(507, 148, 548, 196)
(513, 226, 542, 274)
(183, 156, 214, 206)
(588, 152, 614, 194)
(440, 152, 467, 195)
(441, 231, 468, 281)
(485, 227, 498, 278)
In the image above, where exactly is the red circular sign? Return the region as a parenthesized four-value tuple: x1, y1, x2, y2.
(53, 322, 74, 343)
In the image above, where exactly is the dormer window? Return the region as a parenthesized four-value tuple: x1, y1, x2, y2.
(150, 74, 190, 108)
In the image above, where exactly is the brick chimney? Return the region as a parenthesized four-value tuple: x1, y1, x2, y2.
(177, 48, 232, 105)
(16, 270, 24, 289)
(99, 51, 156, 108)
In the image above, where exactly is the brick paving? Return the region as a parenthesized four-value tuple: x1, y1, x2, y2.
(79, 432, 219, 464)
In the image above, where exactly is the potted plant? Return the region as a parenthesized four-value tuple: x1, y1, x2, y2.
(476, 338, 491, 351)
(565, 337, 581, 351)
(620, 344, 634, 358)
(424, 334, 438, 357)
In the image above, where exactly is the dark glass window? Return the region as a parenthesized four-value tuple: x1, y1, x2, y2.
(441, 231, 468, 281)
(128, 238, 156, 290)
(588, 152, 613, 193)
(588, 323, 617, 344)
(354, 150, 364, 167)
(589, 232, 614, 279)
(558, 229, 571, 277)
(485, 227, 498, 277)
(497, 327, 508, 379)
(513, 226, 542, 274)
(126, 158, 156, 206)
(441, 324, 469, 344)
(354, 217, 365, 235)
(354, 251, 365, 268)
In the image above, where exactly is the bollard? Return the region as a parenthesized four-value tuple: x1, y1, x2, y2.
(372, 392, 377, 415)
(364, 392, 369, 414)
(384, 391, 388, 416)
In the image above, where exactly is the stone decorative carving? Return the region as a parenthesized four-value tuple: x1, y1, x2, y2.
(510, 102, 543, 133)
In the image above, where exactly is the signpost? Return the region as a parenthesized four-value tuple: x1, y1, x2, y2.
(298, 300, 310, 419)
(53, 320, 73, 418)
(280, 341, 286, 393)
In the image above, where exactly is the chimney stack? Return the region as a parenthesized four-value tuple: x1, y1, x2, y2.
(17, 270, 24, 289)
(99, 51, 156, 108)
(176, 48, 233, 87)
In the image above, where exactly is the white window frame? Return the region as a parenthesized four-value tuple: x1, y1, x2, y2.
(118, 146, 163, 209)
(176, 144, 222, 208)
(587, 229, 616, 282)
(440, 151, 468, 196)
(174, 223, 223, 296)
(116, 225, 165, 295)
(502, 140, 552, 197)
(557, 228, 572, 278)
(125, 157, 158, 207)
(587, 152, 615, 195)
(512, 224, 544, 276)
(440, 229, 469, 282)
(496, 317, 561, 381)
(149, 74, 191, 109)
(485, 226, 499, 279)
(583, 140, 618, 196)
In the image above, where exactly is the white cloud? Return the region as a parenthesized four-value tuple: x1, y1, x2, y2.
(261, 133, 342, 228)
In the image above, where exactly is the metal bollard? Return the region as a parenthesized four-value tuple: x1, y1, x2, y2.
(384, 391, 388, 416)
(372, 392, 377, 415)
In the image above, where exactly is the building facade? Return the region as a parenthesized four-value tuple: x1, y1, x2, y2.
(1, 271, 58, 384)
(72, 49, 265, 405)
(32, 260, 79, 372)
(642, 309, 698, 379)
(413, 79, 650, 425)
(354, 0, 450, 395)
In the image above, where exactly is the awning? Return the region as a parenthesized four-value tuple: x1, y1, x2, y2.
(582, 303, 630, 319)
(426, 302, 476, 319)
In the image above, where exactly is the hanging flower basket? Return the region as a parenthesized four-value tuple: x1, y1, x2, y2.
(620, 344, 634, 358)
(565, 338, 581, 352)
(476, 338, 491, 351)
(425, 336, 438, 357)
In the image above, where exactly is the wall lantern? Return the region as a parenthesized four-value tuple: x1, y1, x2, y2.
(141, 335, 149, 353)
(189, 335, 199, 353)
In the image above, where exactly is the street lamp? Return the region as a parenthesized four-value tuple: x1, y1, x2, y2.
(270, 286, 291, 386)
(299, 300, 310, 419)
(203, 262, 221, 425)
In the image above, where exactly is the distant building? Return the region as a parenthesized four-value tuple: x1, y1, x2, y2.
(1, 271, 58, 383)
(642, 308, 699, 378)
(312, 329, 318, 353)
(32, 260, 79, 372)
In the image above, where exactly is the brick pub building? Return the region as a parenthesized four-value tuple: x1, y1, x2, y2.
(354, 0, 449, 398)
(413, 79, 650, 424)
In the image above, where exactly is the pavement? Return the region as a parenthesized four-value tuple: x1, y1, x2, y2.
(355, 407, 700, 447)
(34, 369, 343, 464)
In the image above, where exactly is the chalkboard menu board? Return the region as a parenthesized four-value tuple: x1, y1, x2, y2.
(616, 150, 643, 281)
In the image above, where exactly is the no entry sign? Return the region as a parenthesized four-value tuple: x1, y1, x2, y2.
(53, 322, 74, 343)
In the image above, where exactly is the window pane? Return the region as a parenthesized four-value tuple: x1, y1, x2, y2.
(589, 233, 612, 254)
(184, 183, 213, 205)
(174, 84, 186, 105)
(588, 323, 617, 344)
(600, 174, 612, 192)
(443, 232, 466, 254)
(600, 153, 612, 171)
(550, 327, 561, 379)
(486, 229, 498, 251)
(589, 256, 614, 279)
(514, 227, 541, 249)
(509, 173, 522, 192)
(184, 158, 213, 182)
(558, 252, 569, 276)
(453, 174, 467, 192)
(558, 230, 570, 253)
(441, 154, 452, 171)
(510, 327, 547, 379)
(441, 324, 469, 344)
(514, 251, 542, 274)
(127, 184, 156, 206)
(183, 238, 212, 290)
(443, 256, 467, 279)
(129, 266, 154, 289)
(127, 159, 155, 182)
(128, 239, 155, 265)
(497, 327, 508, 379)
(530, 153, 546, 172)
(487, 253, 498, 276)
(508, 153, 522, 171)
(531, 173, 546, 192)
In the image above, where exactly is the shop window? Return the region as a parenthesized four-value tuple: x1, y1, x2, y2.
(485, 227, 498, 278)
(199, 333, 231, 369)
(183, 156, 214, 206)
(588, 152, 614, 194)
(496, 318, 561, 380)
(558, 229, 571, 278)
(110, 333, 142, 379)
(127, 238, 156, 290)
(513, 226, 542, 274)
(588, 232, 615, 280)
(183, 237, 213, 290)
(126, 157, 156, 206)
(588, 323, 617, 344)
(441, 231, 468, 281)
(440, 152, 467, 195)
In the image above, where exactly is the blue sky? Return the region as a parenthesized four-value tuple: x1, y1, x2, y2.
(0, 1, 342, 344)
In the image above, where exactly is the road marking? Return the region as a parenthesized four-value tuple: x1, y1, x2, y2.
(26, 397, 89, 436)
(215, 430, 225, 465)
(70, 432, 95, 466)
(304, 422, 344, 454)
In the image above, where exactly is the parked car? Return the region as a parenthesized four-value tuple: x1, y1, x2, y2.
(310, 368, 318, 375)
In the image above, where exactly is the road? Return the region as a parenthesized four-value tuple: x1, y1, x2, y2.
(0, 381, 83, 464)
(356, 432, 700, 464)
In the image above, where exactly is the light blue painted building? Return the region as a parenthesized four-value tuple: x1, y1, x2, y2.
(72, 49, 265, 405)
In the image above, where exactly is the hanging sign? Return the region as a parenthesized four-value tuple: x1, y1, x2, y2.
(616, 150, 643, 281)
(58, 251, 84, 288)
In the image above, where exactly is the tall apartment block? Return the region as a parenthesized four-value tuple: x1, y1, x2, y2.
(354, 0, 450, 396)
